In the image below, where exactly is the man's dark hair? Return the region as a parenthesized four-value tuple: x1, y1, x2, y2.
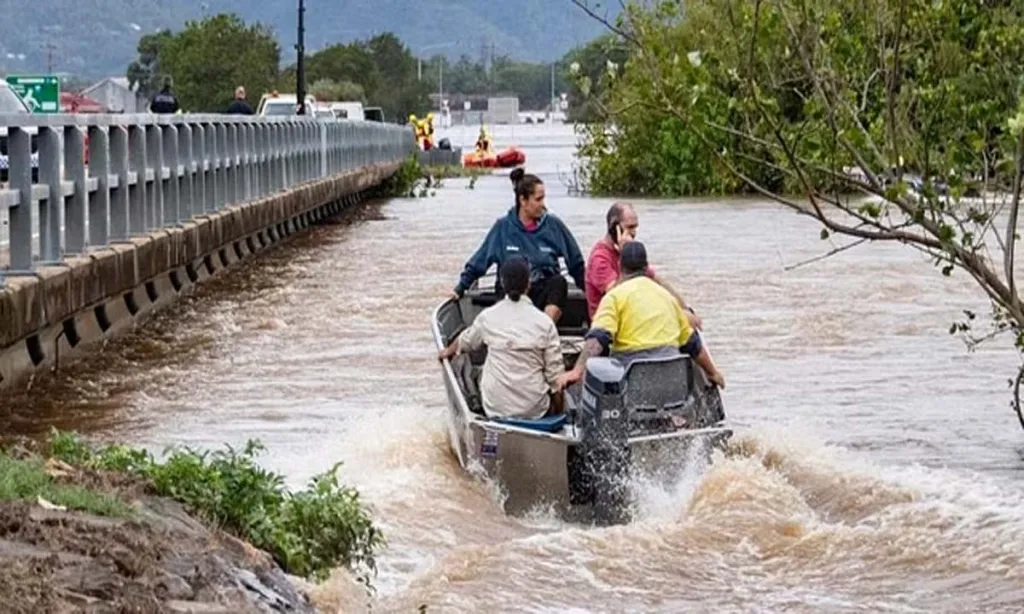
(620, 241, 648, 275)
(500, 255, 530, 301)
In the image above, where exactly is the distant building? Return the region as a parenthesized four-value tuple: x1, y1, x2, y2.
(429, 94, 521, 126)
(485, 97, 519, 125)
(80, 77, 141, 113)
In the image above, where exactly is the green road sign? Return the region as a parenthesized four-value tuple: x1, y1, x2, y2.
(5, 75, 60, 114)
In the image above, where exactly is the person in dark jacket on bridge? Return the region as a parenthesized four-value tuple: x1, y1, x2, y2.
(225, 86, 254, 115)
(452, 168, 586, 323)
(149, 79, 179, 114)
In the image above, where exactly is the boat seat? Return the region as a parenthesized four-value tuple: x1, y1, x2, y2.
(492, 414, 567, 433)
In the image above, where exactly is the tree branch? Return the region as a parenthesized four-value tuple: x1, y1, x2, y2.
(1005, 132, 1024, 310)
(568, 0, 639, 46)
(784, 237, 870, 271)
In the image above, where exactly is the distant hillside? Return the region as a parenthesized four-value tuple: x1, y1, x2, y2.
(0, 0, 614, 78)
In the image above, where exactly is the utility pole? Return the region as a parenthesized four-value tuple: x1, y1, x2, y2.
(42, 41, 56, 73)
(296, 0, 307, 115)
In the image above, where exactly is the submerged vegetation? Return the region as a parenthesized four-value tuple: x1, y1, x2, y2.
(48, 430, 384, 583)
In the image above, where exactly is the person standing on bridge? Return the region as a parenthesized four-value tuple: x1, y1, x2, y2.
(149, 78, 179, 114)
(225, 86, 254, 115)
(452, 168, 585, 323)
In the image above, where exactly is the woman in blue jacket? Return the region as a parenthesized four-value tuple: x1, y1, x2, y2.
(452, 168, 586, 323)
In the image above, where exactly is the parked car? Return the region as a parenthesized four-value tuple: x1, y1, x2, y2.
(0, 81, 39, 183)
(364, 106, 385, 123)
(256, 92, 317, 117)
(329, 101, 364, 121)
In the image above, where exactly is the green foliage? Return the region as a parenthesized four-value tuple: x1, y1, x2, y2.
(128, 14, 280, 112)
(562, 35, 630, 122)
(387, 155, 430, 197)
(0, 453, 134, 518)
(573, 0, 1024, 198)
(49, 430, 383, 583)
(417, 53, 570, 112)
(126, 30, 174, 102)
(293, 34, 429, 121)
(572, 0, 1024, 429)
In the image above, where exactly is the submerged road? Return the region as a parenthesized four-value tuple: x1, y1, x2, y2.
(3, 124, 1023, 612)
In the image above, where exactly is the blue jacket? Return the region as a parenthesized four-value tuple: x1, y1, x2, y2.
(455, 208, 586, 295)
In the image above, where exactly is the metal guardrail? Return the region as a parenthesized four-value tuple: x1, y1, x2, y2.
(0, 114, 414, 279)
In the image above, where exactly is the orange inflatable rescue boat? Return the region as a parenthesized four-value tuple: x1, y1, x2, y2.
(463, 126, 525, 168)
(463, 146, 526, 168)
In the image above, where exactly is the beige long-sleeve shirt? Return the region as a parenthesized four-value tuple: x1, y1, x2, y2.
(457, 297, 564, 420)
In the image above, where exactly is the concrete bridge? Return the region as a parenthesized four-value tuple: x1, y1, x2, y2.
(0, 114, 414, 390)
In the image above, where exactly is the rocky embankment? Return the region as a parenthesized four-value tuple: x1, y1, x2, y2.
(0, 458, 319, 614)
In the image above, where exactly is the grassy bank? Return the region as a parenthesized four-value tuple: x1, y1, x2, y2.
(3, 430, 382, 585)
(0, 453, 134, 518)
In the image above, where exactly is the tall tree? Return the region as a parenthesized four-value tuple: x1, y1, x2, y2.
(155, 14, 280, 111)
(126, 30, 174, 102)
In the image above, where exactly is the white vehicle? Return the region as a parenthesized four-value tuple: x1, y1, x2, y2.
(311, 103, 335, 119)
(256, 92, 317, 117)
(0, 81, 39, 183)
(328, 101, 364, 121)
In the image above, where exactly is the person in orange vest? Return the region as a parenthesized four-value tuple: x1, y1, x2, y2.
(423, 113, 436, 150)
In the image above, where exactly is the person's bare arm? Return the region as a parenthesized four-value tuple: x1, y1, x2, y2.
(693, 346, 725, 389)
(437, 339, 460, 361)
(438, 319, 483, 362)
(557, 337, 603, 389)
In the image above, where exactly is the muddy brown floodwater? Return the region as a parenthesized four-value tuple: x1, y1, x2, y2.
(3, 124, 1024, 613)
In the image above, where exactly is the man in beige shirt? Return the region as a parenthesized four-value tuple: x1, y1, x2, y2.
(438, 256, 565, 419)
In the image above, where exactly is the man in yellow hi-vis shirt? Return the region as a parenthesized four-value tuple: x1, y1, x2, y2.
(557, 241, 725, 390)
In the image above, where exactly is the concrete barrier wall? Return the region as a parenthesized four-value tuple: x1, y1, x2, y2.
(0, 113, 414, 390)
(418, 148, 462, 167)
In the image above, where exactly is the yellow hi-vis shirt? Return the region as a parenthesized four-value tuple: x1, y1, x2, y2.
(590, 275, 694, 353)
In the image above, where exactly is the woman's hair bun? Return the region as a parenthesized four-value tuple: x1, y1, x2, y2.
(510, 168, 525, 185)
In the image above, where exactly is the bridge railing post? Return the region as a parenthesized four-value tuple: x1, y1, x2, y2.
(127, 124, 147, 235)
(87, 122, 111, 247)
(38, 124, 63, 262)
(145, 122, 164, 229)
(109, 124, 130, 241)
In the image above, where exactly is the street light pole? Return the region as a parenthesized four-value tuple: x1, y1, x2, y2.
(296, 0, 307, 115)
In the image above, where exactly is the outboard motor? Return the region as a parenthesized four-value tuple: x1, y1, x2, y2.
(575, 357, 632, 525)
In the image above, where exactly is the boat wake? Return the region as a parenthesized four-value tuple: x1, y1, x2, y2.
(314, 418, 1024, 613)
